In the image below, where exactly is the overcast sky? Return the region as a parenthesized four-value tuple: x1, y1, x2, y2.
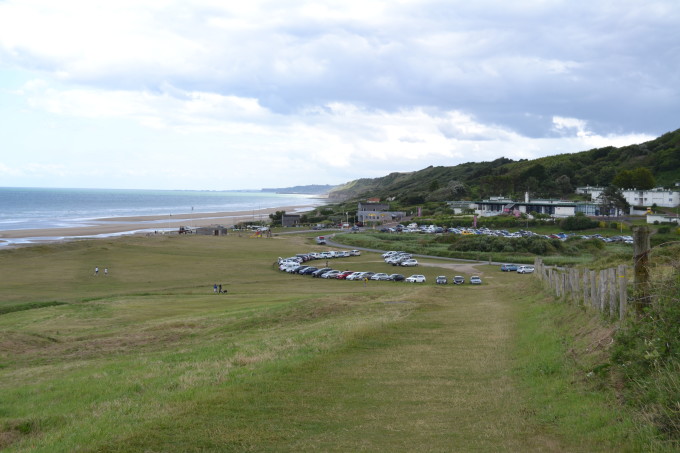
(0, 0, 678, 190)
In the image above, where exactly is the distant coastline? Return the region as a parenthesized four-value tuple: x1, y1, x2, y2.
(0, 187, 327, 248)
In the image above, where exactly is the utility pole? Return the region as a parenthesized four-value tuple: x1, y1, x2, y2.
(632, 226, 651, 316)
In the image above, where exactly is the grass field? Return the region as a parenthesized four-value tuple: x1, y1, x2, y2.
(0, 234, 664, 451)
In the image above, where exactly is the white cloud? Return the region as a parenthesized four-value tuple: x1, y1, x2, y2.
(0, 0, 675, 189)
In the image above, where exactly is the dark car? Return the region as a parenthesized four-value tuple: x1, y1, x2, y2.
(453, 276, 465, 285)
(311, 267, 332, 277)
(436, 276, 448, 284)
(388, 274, 405, 281)
(301, 266, 318, 275)
(501, 264, 518, 272)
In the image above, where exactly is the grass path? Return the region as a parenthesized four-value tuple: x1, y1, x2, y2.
(92, 277, 567, 452)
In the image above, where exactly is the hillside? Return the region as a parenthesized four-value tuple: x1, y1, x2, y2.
(261, 184, 337, 194)
(328, 128, 680, 203)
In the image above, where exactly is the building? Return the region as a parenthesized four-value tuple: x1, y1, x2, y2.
(281, 214, 301, 227)
(446, 201, 475, 214)
(647, 213, 680, 225)
(357, 202, 405, 224)
(576, 186, 680, 208)
(475, 194, 576, 218)
(195, 225, 229, 236)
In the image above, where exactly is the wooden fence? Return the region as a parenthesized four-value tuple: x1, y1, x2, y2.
(533, 258, 629, 320)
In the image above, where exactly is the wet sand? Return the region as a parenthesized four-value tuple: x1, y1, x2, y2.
(0, 205, 315, 244)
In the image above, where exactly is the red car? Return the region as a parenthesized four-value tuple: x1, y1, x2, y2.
(336, 271, 354, 280)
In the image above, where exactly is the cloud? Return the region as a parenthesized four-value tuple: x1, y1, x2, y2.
(0, 0, 676, 189)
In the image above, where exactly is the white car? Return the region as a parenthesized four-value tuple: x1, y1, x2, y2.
(345, 272, 364, 281)
(470, 276, 482, 284)
(517, 265, 535, 274)
(370, 273, 390, 281)
(405, 274, 426, 283)
(400, 259, 419, 267)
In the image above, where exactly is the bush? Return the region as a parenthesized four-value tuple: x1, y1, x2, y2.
(561, 214, 599, 231)
(612, 262, 680, 441)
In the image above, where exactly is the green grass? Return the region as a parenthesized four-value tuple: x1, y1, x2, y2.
(0, 234, 667, 451)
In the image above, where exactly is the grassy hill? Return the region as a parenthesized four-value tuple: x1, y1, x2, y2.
(328, 128, 680, 203)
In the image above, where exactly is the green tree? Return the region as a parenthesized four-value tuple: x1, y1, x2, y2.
(598, 185, 629, 216)
(630, 167, 656, 189)
(268, 210, 286, 226)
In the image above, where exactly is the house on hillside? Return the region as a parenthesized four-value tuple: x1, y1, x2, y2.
(475, 194, 576, 218)
(577, 186, 680, 208)
(357, 202, 405, 224)
(446, 201, 476, 214)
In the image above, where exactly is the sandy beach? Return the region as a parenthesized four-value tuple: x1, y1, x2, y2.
(0, 204, 316, 245)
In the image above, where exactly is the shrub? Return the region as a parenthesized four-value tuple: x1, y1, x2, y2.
(561, 214, 599, 231)
(612, 262, 680, 441)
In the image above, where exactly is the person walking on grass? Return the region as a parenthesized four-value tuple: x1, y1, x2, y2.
(104, 268, 108, 276)
(94, 267, 99, 276)
(213, 283, 218, 294)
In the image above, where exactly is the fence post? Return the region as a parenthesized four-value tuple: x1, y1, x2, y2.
(599, 270, 607, 313)
(618, 264, 627, 320)
(590, 270, 597, 309)
(583, 269, 590, 307)
(609, 267, 617, 319)
(633, 226, 651, 316)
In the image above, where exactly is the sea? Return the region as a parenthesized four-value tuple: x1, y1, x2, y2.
(0, 187, 326, 245)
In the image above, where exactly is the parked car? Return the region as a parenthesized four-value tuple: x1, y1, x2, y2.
(301, 266, 318, 275)
(517, 265, 535, 274)
(453, 276, 465, 285)
(435, 276, 448, 284)
(370, 273, 391, 281)
(501, 264, 518, 272)
(349, 250, 361, 256)
(311, 267, 332, 277)
(400, 259, 419, 267)
(321, 270, 341, 279)
(470, 276, 482, 284)
(405, 274, 426, 283)
(388, 274, 405, 281)
(345, 272, 364, 281)
(336, 271, 354, 279)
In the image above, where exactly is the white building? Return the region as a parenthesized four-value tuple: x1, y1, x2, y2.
(576, 186, 680, 208)
(475, 194, 576, 218)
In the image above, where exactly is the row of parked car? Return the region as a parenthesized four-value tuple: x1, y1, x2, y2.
(500, 264, 535, 273)
(375, 223, 634, 244)
(382, 251, 419, 266)
(435, 275, 482, 285)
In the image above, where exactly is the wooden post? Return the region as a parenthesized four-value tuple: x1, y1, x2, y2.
(618, 265, 627, 320)
(582, 269, 590, 307)
(609, 267, 617, 319)
(633, 226, 651, 316)
(590, 270, 597, 309)
(599, 270, 607, 313)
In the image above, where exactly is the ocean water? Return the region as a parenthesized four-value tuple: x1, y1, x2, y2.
(0, 187, 325, 232)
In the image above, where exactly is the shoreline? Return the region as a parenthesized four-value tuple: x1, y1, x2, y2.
(0, 204, 316, 247)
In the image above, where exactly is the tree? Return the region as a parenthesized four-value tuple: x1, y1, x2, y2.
(268, 210, 285, 226)
(555, 175, 573, 196)
(597, 185, 629, 216)
(630, 167, 656, 189)
(612, 167, 656, 189)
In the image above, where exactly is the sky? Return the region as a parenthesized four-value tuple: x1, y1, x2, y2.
(0, 0, 678, 191)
